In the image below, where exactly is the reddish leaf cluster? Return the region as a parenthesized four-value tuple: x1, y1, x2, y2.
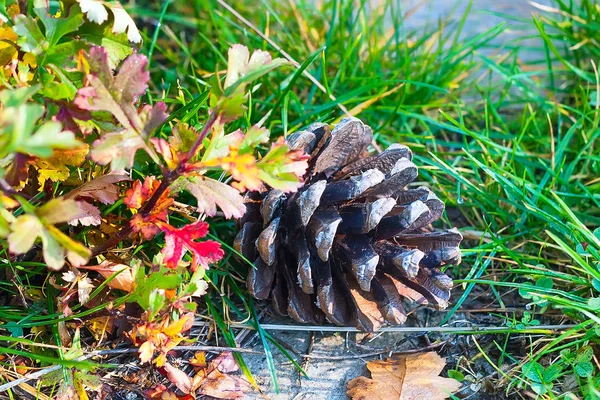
(124, 176, 173, 239)
(161, 221, 223, 271)
(124, 177, 223, 270)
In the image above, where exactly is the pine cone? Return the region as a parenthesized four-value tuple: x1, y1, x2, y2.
(234, 118, 462, 332)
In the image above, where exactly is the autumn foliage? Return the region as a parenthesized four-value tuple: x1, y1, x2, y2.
(0, 0, 304, 397)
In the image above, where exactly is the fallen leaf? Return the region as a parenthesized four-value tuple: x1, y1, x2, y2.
(65, 173, 130, 226)
(189, 352, 207, 369)
(192, 352, 250, 399)
(160, 362, 192, 394)
(346, 352, 461, 400)
(78, 260, 134, 292)
(34, 145, 89, 188)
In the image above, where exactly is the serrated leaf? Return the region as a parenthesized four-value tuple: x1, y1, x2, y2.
(223, 44, 287, 92)
(256, 137, 308, 192)
(75, 48, 167, 171)
(174, 176, 246, 219)
(13, 14, 46, 55)
(35, 4, 84, 48)
(34, 145, 89, 187)
(124, 176, 173, 239)
(160, 221, 223, 271)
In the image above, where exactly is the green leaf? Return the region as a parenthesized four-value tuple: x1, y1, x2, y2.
(530, 382, 548, 395)
(587, 297, 600, 310)
(131, 266, 183, 311)
(44, 39, 88, 65)
(35, 4, 84, 47)
(79, 26, 133, 65)
(39, 65, 79, 100)
(1, 100, 83, 159)
(536, 277, 553, 289)
(522, 362, 544, 383)
(21, 120, 80, 157)
(574, 361, 594, 378)
(447, 369, 464, 382)
(13, 14, 46, 55)
(543, 364, 562, 382)
(576, 346, 594, 363)
(0, 84, 40, 106)
(148, 288, 166, 321)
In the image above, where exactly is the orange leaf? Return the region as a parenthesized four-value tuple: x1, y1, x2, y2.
(189, 351, 207, 368)
(346, 352, 461, 400)
(192, 352, 250, 399)
(124, 176, 173, 239)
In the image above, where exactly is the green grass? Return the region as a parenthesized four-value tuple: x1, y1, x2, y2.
(2, 0, 600, 398)
(128, 0, 600, 397)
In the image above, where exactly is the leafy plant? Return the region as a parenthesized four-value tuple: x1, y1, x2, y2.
(0, 0, 306, 397)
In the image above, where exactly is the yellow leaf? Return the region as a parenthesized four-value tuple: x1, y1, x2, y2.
(35, 145, 89, 187)
(162, 312, 195, 338)
(347, 352, 461, 400)
(0, 26, 18, 66)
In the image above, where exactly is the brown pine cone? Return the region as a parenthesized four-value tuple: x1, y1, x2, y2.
(234, 118, 462, 332)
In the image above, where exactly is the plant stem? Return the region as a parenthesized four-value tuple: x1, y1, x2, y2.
(91, 110, 219, 257)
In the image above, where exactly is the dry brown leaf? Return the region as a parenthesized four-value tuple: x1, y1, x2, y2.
(347, 352, 461, 400)
(78, 260, 134, 292)
(65, 173, 130, 204)
(192, 352, 251, 399)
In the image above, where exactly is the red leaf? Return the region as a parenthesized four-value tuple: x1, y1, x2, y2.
(160, 221, 223, 271)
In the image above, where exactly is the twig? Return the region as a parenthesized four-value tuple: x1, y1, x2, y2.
(299, 341, 447, 361)
(91, 110, 219, 257)
(192, 321, 580, 333)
